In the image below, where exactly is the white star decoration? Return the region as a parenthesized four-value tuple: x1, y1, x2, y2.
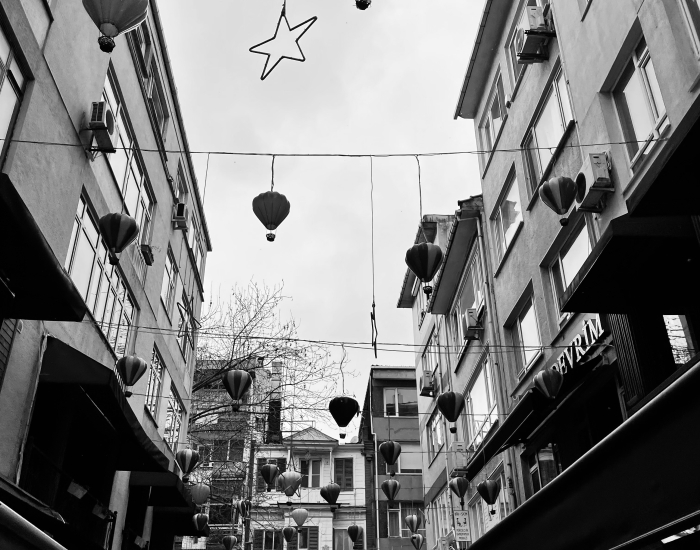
(249, 8, 318, 80)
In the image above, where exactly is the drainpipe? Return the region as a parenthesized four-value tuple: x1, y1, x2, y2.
(371, 382, 380, 550)
(0, 501, 68, 550)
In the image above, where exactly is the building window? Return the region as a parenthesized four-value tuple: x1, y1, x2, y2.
(387, 443, 422, 474)
(614, 37, 667, 164)
(479, 74, 506, 158)
(145, 346, 164, 419)
(436, 491, 450, 537)
(469, 495, 485, 542)
(681, 0, 700, 55)
(334, 458, 353, 490)
(132, 21, 153, 77)
(427, 411, 444, 460)
(527, 443, 561, 495)
(508, 0, 538, 84)
(493, 173, 523, 262)
(189, 215, 206, 276)
(300, 459, 321, 488)
(177, 291, 195, 364)
(164, 386, 184, 451)
(465, 358, 498, 449)
(65, 197, 135, 356)
(384, 387, 418, 417)
(550, 221, 592, 311)
(512, 297, 541, 374)
(263, 530, 282, 550)
(297, 527, 309, 550)
(450, 253, 484, 346)
(420, 330, 441, 393)
(663, 315, 697, 365)
(334, 528, 361, 550)
(0, 25, 25, 160)
(148, 60, 169, 138)
(388, 503, 423, 538)
(176, 162, 189, 203)
(523, 69, 573, 190)
(160, 249, 177, 316)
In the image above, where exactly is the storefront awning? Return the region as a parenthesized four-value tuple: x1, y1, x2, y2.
(0, 175, 85, 321)
(463, 355, 604, 480)
(129, 471, 190, 508)
(561, 215, 700, 314)
(468, 356, 700, 550)
(40, 337, 170, 473)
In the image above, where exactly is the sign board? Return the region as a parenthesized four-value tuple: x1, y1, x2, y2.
(453, 510, 471, 542)
(552, 315, 606, 375)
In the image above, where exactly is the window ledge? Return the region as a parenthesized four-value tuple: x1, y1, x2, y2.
(628, 115, 670, 173)
(481, 114, 509, 179)
(493, 221, 524, 278)
(144, 406, 159, 429)
(516, 349, 545, 381)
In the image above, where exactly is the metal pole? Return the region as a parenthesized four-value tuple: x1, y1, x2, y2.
(245, 438, 256, 550)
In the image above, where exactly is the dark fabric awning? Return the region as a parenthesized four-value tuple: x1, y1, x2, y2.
(41, 337, 170, 473)
(0, 174, 86, 321)
(561, 215, 700, 314)
(129, 471, 190, 507)
(468, 357, 700, 550)
(464, 355, 604, 481)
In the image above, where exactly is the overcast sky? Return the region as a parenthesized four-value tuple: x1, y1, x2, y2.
(159, 0, 485, 436)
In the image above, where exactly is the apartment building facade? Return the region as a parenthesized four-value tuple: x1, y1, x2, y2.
(0, 0, 210, 548)
(451, 0, 700, 549)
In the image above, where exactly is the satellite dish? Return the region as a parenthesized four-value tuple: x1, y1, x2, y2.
(349, 436, 359, 443)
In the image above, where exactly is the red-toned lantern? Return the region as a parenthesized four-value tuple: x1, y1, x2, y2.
(115, 355, 148, 397)
(223, 370, 253, 412)
(405, 514, 420, 534)
(477, 480, 501, 515)
(534, 367, 564, 399)
(379, 441, 401, 475)
(449, 476, 469, 509)
(192, 513, 209, 532)
(223, 536, 238, 550)
(405, 242, 443, 296)
(252, 191, 291, 242)
(381, 479, 400, 501)
(176, 449, 200, 482)
(291, 508, 308, 529)
(278, 471, 303, 497)
(190, 483, 210, 506)
(320, 482, 341, 505)
(437, 391, 466, 433)
(82, 0, 148, 52)
(329, 396, 360, 439)
(283, 526, 296, 543)
(539, 176, 577, 216)
(261, 464, 279, 490)
(411, 534, 424, 550)
(347, 525, 363, 543)
(99, 213, 139, 264)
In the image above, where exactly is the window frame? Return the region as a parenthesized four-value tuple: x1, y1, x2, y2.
(680, 0, 700, 57)
(0, 24, 26, 163)
(512, 297, 542, 376)
(492, 170, 524, 264)
(160, 248, 177, 318)
(386, 444, 422, 475)
(300, 459, 321, 488)
(387, 502, 424, 538)
(145, 345, 164, 420)
(334, 458, 353, 491)
(164, 385, 184, 452)
(478, 72, 507, 169)
(449, 251, 485, 351)
(427, 410, 444, 462)
(464, 356, 498, 450)
(384, 387, 419, 418)
(549, 220, 593, 316)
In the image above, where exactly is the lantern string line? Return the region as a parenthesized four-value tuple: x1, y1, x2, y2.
(271, 155, 276, 192)
(370, 156, 378, 359)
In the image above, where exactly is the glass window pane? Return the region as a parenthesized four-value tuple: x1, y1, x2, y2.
(397, 388, 418, 416)
(561, 225, 591, 288)
(124, 165, 140, 215)
(557, 72, 573, 123)
(0, 29, 10, 67)
(534, 89, 564, 171)
(0, 82, 18, 144)
(620, 67, 654, 144)
(384, 388, 396, 416)
(643, 57, 665, 118)
(519, 302, 540, 365)
(110, 137, 129, 186)
(9, 58, 24, 90)
(71, 229, 97, 300)
(388, 507, 400, 537)
(500, 180, 522, 249)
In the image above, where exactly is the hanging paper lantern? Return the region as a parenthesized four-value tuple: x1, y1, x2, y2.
(534, 367, 564, 400)
(223, 370, 253, 412)
(379, 441, 402, 467)
(176, 449, 200, 481)
(283, 526, 297, 543)
(539, 176, 577, 216)
(320, 482, 341, 505)
(477, 480, 500, 506)
(291, 508, 308, 529)
(411, 534, 424, 550)
(190, 483, 210, 506)
(261, 464, 279, 490)
(449, 477, 469, 508)
(328, 396, 360, 439)
(115, 355, 148, 397)
(252, 191, 291, 242)
(356, 0, 371, 9)
(437, 391, 466, 433)
(381, 479, 400, 501)
(82, 0, 148, 52)
(192, 513, 209, 532)
(223, 536, 238, 550)
(98, 213, 139, 264)
(237, 498, 252, 519)
(405, 242, 443, 296)
(278, 471, 304, 497)
(404, 514, 420, 534)
(347, 525, 363, 543)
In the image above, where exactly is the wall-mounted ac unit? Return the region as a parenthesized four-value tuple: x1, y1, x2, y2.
(89, 101, 117, 153)
(173, 202, 189, 231)
(420, 371, 435, 397)
(462, 308, 482, 341)
(518, 6, 556, 64)
(575, 153, 614, 213)
(447, 441, 472, 478)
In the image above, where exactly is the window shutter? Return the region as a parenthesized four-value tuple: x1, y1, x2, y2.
(300, 460, 309, 488)
(352, 527, 364, 550)
(378, 501, 389, 538)
(278, 458, 287, 474)
(344, 459, 353, 490)
(334, 459, 343, 488)
(254, 531, 264, 550)
(257, 458, 267, 492)
(309, 526, 319, 550)
(275, 530, 283, 550)
(287, 531, 298, 550)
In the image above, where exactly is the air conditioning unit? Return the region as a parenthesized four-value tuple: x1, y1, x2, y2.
(518, 6, 555, 64)
(447, 441, 472, 477)
(575, 153, 614, 213)
(462, 308, 482, 341)
(172, 202, 189, 231)
(420, 371, 435, 397)
(89, 101, 117, 153)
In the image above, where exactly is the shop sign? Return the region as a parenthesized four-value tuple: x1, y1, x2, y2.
(453, 510, 470, 542)
(552, 315, 606, 375)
